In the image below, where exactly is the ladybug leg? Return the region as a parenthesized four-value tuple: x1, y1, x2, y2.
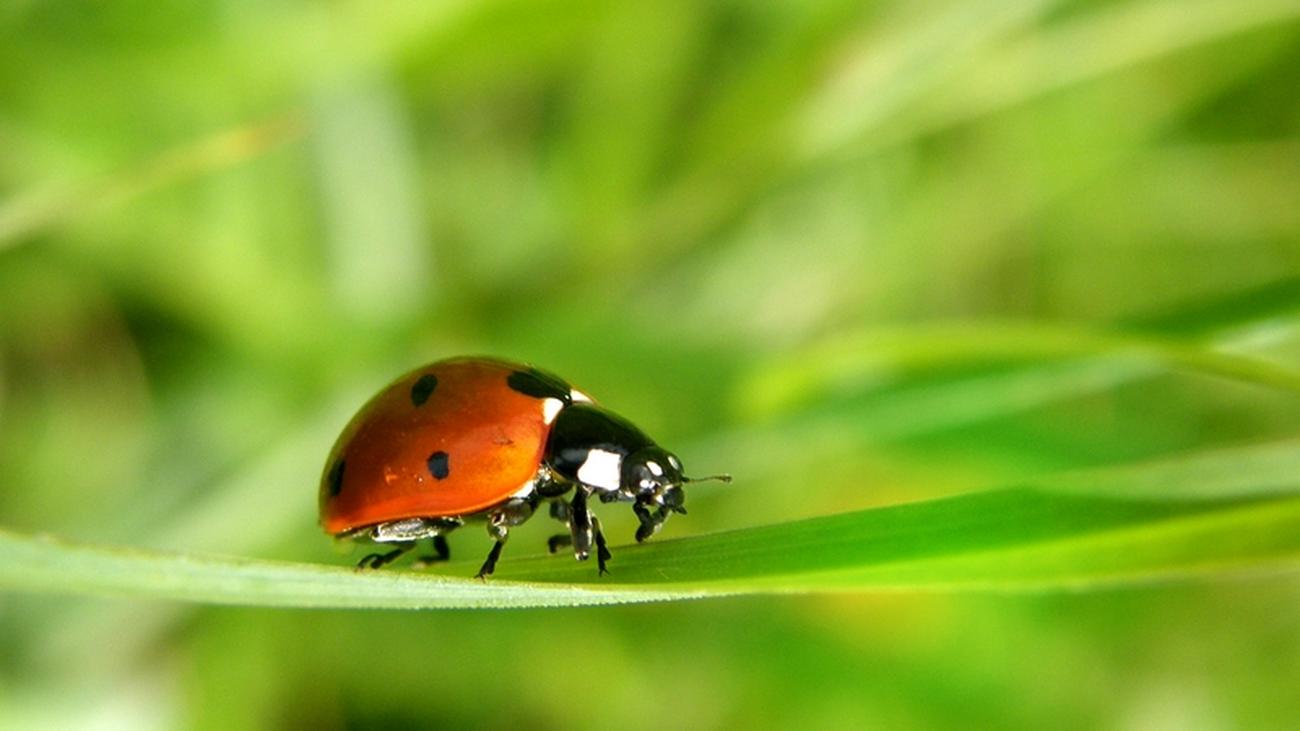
(559, 490, 610, 574)
(591, 515, 612, 575)
(566, 489, 610, 573)
(549, 499, 571, 522)
(568, 489, 594, 561)
(476, 535, 507, 580)
(412, 535, 451, 568)
(546, 499, 573, 553)
(357, 542, 414, 570)
(634, 501, 669, 543)
(547, 533, 572, 554)
(476, 498, 535, 579)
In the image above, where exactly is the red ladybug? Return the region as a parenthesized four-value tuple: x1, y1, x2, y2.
(320, 357, 729, 577)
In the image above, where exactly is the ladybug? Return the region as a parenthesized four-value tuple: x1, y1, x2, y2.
(320, 356, 730, 578)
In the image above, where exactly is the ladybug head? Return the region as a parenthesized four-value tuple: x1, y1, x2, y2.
(621, 447, 731, 519)
(621, 446, 731, 542)
(621, 446, 687, 508)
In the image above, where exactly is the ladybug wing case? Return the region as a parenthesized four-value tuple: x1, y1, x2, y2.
(319, 359, 558, 535)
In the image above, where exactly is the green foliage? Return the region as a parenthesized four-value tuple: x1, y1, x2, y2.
(3, 0, 1300, 728)
(5, 485, 1300, 608)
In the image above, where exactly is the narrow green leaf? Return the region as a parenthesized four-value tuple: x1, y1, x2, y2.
(740, 323, 1300, 419)
(1044, 438, 1300, 500)
(0, 115, 304, 248)
(3, 486, 1299, 609)
(483, 489, 1300, 589)
(0, 529, 711, 610)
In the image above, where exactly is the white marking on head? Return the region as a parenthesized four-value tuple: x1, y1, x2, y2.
(647, 461, 663, 477)
(576, 449, 622, 491)
(571, 389, 593, 403)
(542, 398, 564, 425)
(667, 454, 681, 470)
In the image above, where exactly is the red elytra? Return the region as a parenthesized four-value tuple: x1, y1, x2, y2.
(320, 357, 564, 535)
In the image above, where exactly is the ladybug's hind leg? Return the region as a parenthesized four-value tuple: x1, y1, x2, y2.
(358, 542, 414, 570)
(365, 516, 462, 570)
(412, 535, 451, 568)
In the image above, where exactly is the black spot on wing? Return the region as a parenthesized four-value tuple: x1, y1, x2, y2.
(506, 368, 571, 402)
(327, 459, 346, 496)
(427, 451, 450, 480)
(410, 373, 439, 407)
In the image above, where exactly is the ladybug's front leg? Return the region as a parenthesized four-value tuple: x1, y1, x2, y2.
(634, 501, 669, 543)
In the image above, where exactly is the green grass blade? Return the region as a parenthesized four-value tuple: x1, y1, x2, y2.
(0, 115, 304, 248)
(484, 489, 1300, 589)
(739, 322, 1300, 419)
(0, 529, 712, 610)
(4, 487, 1299, 609)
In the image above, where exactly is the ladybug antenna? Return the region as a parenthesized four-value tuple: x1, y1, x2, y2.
(683, 473, 732, 485)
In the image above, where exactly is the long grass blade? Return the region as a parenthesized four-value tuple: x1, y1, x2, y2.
(4, 485, 1298, 609)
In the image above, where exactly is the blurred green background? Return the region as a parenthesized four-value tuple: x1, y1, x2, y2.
(3, 0, 1300, 728)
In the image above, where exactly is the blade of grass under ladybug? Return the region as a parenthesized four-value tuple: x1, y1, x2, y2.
(0, 528, 718, 610)
(476, 489, 1300, 589)
(3, 475, 1300, 609)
